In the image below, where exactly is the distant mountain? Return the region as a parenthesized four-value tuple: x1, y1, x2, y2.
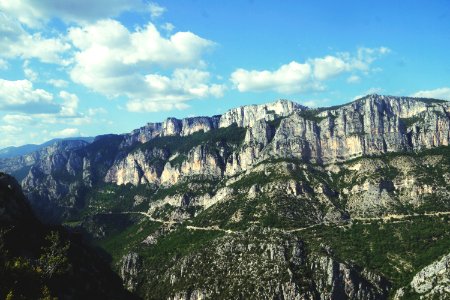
(0, 94, 449, 299)
(0, 137, 94, 159)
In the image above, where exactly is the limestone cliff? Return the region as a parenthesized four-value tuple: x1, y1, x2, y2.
(0, 94, 448, 223)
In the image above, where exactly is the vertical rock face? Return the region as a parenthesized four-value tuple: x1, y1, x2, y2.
(394, 252, 450, 299)
(120, 252, 141, 292)
(156, 232, 390, 300)
(264, 95, 449, 164)
(219, 99, 305, 128)
(105, 148, 168, 185)
(0, 94, 449, 221)
(121, 116, 222, 147)
(0, 140, 89, 174)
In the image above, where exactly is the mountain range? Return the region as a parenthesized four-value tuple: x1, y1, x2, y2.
(0, 94, 449, 299)
(0, 137, 94, 159)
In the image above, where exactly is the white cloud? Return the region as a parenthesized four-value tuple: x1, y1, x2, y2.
(0, 0, 143, 27)
(0, 79, 60, 113)
(23, 60, 38, 81)
(127, 101, 190, 113)
(0, 80, 89, 126)
(24, 68, 37, 81)
(0, 124, 26, 147)
(149, 2, 166, 19)
(68, 19, 222, 112)
(162, 22, 175, 32)
(0, 124, 22, 133)
(51, 128, 80, 138)
(310, 47, 390, 80)
(231, 61, 317, 93)
(2, 114, 33, 124)
(352, 87, 384, 101)
(87, 107, 107, 116)
(0, 58, 8, 70)
(411, 87, 450, 101)
(59, 91, 79, 117)
(127, 68, 226, 112)
(347, 75, 360, 83)
(0, 13, 70, 64)
(311, 55, 349, 80)
(47, 79, 69, 88)
(230, 47, 390, 94)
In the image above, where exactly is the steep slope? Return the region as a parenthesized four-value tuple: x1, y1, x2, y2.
(0, 94, 449, 299)
(0, 172, 137, 299)
(1, 95, 447, 223)
(394, 252, 450, 299)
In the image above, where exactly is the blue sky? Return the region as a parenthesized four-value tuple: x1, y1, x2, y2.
(0, 0, 449, 147)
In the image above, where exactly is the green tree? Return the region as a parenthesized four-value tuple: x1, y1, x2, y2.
(38, 231, 70, 279)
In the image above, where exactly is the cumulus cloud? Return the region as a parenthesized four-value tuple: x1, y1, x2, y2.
(0, 124, 26, 147)
(68, 19, 223, 112)
(352, 87, 384, 101)
(347, 75, 360, 83)
(59, 91, 79, 117)
(230, 47, 390, 94)
(148, 2, 166, 19)
(0, 124, 22, 134)
(310, 47, 390, 81)
(0, 58, 8, 70)
(23, 60, 38, 81)
(0, 0, 143, 27)
(47, 79, 69, 88)
(51, 128, 80, 138)
(87, 107, 107, 116)
(2, 114, 33, 124)
(231, 62, 317, 93)
(127, 69, 225, 112)
(0, 79, 60, 113)
(311, 56, 349, 81)
(0, 13, 70, 64)
(0, 79, 90, 127)
(411, 87, 450, 101)
(161, 22, 175, 32)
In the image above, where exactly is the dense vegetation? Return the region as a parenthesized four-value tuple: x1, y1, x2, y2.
(136, 124, 247, 156)
(299, 215, 450, 292)
(0, 221, 136, 300)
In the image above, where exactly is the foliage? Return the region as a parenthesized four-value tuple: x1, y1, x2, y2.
(297, 109, 327, 123)
(0, 222, 135, 300)
(400, 116, 422, 128)
(136, 123, 247, 156)
(299, 215, 450, 292)
(39, 231, 70, 279)
(96, 219, 160, 264)
(81, 183, 156, 217)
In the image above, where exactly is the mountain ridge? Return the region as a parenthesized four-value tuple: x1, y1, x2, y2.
(0, 94, 449, 299)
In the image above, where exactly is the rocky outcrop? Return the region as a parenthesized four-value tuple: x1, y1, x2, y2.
(219, 99, 304, 128)
(120, 252, 142, 292)
(0, 95, 449, 223)
(0, 140, 88, 175)
(263, 95, 449, 164)
(106, 95, 450, 187)
(153, 231, 390, 299)
(394, 253, 450, 299)
(121, 116, 222, 148)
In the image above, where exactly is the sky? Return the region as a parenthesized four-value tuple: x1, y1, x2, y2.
(0, 0, 449, 148)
